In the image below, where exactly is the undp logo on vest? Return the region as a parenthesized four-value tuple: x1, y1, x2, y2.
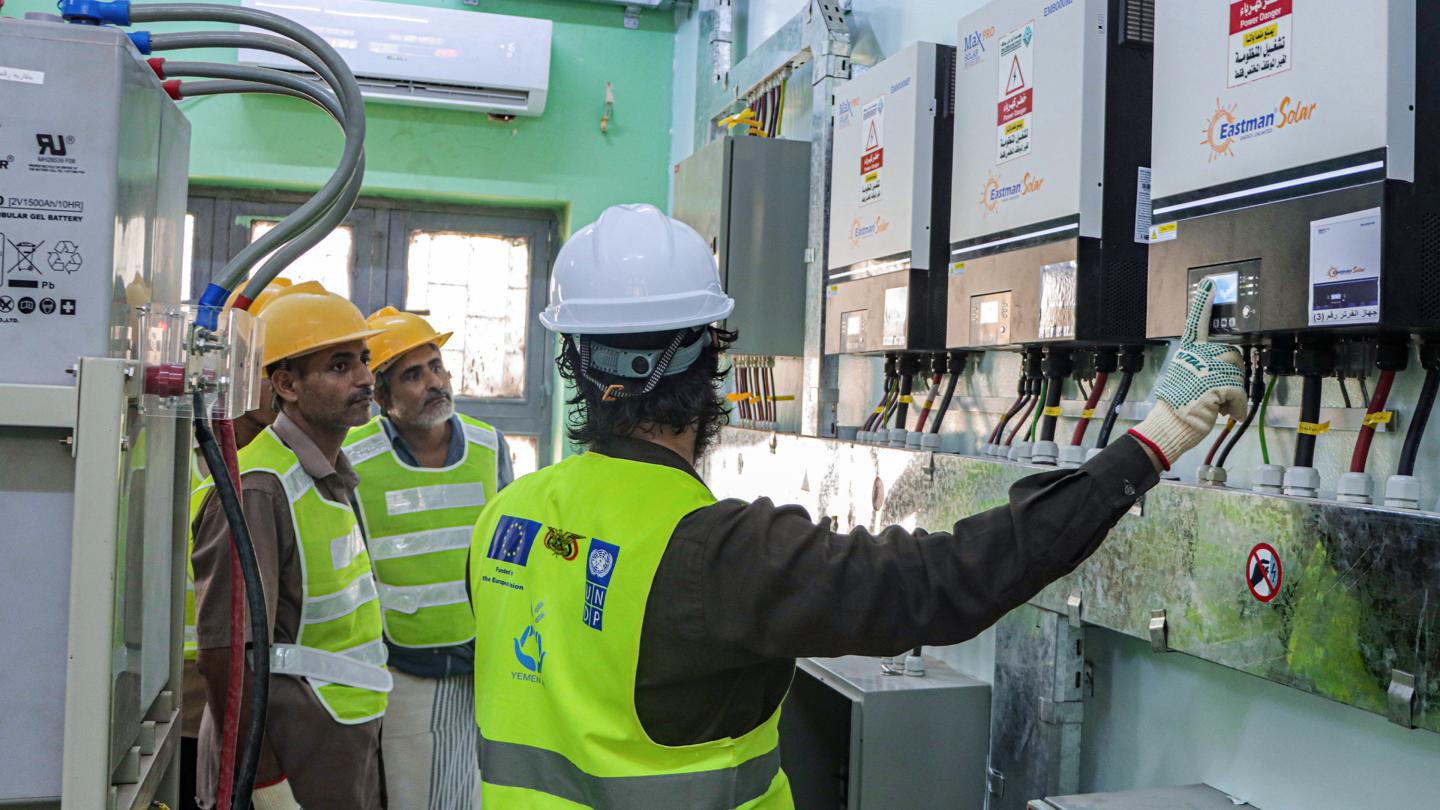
(583, 539, 621, 632)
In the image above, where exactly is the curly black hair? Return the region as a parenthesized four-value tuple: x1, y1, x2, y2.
(557, 326, 736, 457)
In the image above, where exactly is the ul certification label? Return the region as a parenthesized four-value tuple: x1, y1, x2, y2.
(996, 21, 1035, 164)
(860, 98, 885, 207)
(1229, 0, 1292, 88)
(1246, 542, 1283, 603)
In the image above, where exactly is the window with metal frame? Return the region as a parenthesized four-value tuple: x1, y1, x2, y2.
(186, 190, 555, 472)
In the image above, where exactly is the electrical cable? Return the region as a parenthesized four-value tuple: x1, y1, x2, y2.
(1076, 379, 1089, 401)
(130, 4, 366, 298)
(1337, 373, 1354, 409)
(1026, 378, 1049, 442)
(895, 371, 914, 431)
(914, 374, 942, 432)
(863, 376, 890, 432)
(1293, 374, 1323, 468)
(1005, 381, 1039, 447)
(1070, 372, 1108, 446)
(989, 382, 1029, 446)
(931, 371, 961, 435)
(193, 395, 269, 810)
(1257, 375, 1278, 465)
(1038, 374, 1063, 442)
(1397, 367, 1440, 477)
(1360, 374, 1370, 405)
(1204, 419, 1236, 466)
(1350, 368, 1395, 474)
(1094, 371, 1134, 449)
(1216, 366, 1265, 470)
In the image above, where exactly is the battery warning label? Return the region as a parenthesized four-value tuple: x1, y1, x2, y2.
(996, 22, 1034, 163)
(1229, 0, 1291, 88)
(860, 97, 884, 207)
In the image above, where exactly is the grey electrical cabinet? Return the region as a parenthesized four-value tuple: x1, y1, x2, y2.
(779, 656, 992, 809)
(672, 135, 811, 356)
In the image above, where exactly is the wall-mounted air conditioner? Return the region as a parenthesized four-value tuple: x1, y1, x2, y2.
(239, 0, 552, 116)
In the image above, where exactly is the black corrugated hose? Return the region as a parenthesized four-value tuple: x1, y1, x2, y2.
(1293, 374, 1323, 468)
(1398, 368, 1440, 477)
(930, 372, 961, 434)
(1094, 371, 1134, 449)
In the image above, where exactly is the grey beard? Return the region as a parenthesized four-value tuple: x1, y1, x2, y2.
(411, 397, 454, 430)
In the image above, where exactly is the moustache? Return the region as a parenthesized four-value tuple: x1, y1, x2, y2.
(347, 389, 374, 406)
(424, 390, 453, 406)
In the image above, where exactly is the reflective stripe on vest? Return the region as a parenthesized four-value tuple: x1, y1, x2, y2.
(469, 451, 793, 809)
(479, 735, 782, 810)
(345, 414, 498, 648)
(271, 639, 393, 693)
(185, 454, 212, 662)
(242, 426, 388, 725)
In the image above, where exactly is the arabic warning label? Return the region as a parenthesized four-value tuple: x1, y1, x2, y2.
(860, 98, 884, 207)
(1246, 542, 1282, 603)
(1229, 0, 1292, 88)
(996, 21, 1035, 164)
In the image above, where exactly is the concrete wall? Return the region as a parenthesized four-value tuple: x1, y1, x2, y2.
(672, 2, 1440, 807)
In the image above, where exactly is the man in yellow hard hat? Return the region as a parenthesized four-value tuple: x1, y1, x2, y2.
(191, 290, 388, 810)
(344, 307, 513, 809)
(184, 278, 326, 810)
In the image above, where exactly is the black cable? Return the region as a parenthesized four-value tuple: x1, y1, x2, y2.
(1337, 374, 1354, 409)
(1094, 371, 1134, 449)
(895, 372, 914, 431)
(1398, 368, 1440, 477)
(991, 379, 1032, 446)
(192, 393, 269, 810)
(1294, 374, 1323, 468)
(1038, 374, 1063, 442)
(930, 372, 961, 434)
(1216, 364, 1264, 469)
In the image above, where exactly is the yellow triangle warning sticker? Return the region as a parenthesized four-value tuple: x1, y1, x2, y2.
(1005, 53, 1026, 95)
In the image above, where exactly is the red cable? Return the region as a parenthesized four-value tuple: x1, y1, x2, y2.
(1006, 394, 1039, 446)
(766, 366, 778, 423)
(915, 374, 942, 432)
(1070, 372, 1109, 446)
(1350, 369, 1395, 473)
(215, 417, 245, 810)
(1203, 418, 1236, 466)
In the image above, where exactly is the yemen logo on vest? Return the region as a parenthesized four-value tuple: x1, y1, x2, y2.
(512, 601, 547, 684)
(543, 527, 582, 561)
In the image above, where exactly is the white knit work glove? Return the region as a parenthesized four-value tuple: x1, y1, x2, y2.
(1128, 279, 1247, 469)
(252, 779, 303, 810)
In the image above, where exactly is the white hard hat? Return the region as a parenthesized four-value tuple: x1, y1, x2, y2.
(540, 204, 734, 335)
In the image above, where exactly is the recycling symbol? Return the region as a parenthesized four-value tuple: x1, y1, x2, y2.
(48, 241, 82, 274)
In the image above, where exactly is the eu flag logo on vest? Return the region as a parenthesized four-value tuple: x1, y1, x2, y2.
(487, 516, 542, 566)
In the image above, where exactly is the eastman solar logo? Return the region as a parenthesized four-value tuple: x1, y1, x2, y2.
(848, 216, 890, 246)
(980, 170, 1045, 214)
(1201, 95, 1318, 161)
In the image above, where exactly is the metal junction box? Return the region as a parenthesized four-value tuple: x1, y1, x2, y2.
(823, 42, 955, 355)
(1146, 0, 1435, 341)
(0, 18, 189, 804)
(672, 135, 811, 356)
(946, 0, 1154, 350)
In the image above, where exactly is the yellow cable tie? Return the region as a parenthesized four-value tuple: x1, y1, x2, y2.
(873, 406, 885, 414)
(1043, 406, 1063, 417)
(1080, 408, 1096, 420)
(900, 396, 914, 405)
(1296, 421, 1331, 436)
(1362, 410, 1394, 428)
(768, 395, 796, 402)
(726, 392, 748, 403)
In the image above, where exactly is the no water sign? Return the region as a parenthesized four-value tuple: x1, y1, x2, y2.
(1246, 542, 1283, 603)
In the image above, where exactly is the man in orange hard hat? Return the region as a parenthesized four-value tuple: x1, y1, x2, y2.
(344, 307, 513, 809)
(192, 290, 388, 810)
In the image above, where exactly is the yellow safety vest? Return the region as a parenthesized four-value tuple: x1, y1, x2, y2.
(345, 414, 499, 648)
(468, 451, 791, 809)
(185, 451, 210, 661)
(238, 427, 391, 724)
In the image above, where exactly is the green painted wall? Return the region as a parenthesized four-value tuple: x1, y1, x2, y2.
(5, 0, 675, 462)
(4, 0, 677, 233)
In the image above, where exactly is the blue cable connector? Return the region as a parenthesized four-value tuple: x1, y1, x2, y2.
(57, 0, 131, 26)
(196, 282, 230, 330)
(127, 30, 151, 53)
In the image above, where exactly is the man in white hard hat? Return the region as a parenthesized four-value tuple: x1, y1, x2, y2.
(466, 204, 1245, 807)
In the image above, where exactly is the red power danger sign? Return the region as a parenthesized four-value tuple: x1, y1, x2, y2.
(1230, 0, 1291, 34)
(998, 89, 1033, 126)
(1246, 542, 1283, 603)
(860, 148, 884, 174)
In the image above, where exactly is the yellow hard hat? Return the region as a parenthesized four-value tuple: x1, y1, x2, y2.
(364, 306, 453, 373)
(258, 291, 385, 369)
(224, 278, 327, 316)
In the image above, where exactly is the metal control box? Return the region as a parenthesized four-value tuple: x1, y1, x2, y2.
(946, 0, 1154, 349)
(779, 656, 991, 810)
(672, 136, 811, 356)
(0, 18, 190, 804)
(823, 42, 955, 355)
(1146, 0, 1436, 340)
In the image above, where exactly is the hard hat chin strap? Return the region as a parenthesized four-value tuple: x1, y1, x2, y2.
(571, 329, 711, 401)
